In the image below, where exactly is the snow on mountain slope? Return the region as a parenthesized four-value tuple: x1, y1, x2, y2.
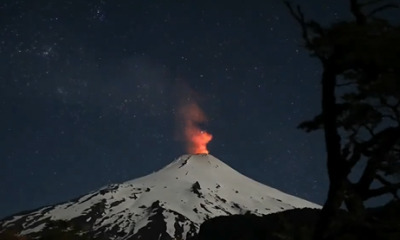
(0, 154, 320, 240)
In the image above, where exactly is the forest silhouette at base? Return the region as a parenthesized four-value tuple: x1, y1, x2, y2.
(1, 200, 400, 240)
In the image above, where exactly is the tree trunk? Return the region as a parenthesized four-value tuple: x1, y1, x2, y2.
(312, 66, 350, 240)
(343, 188, 367, 219)
(313, 182, 346, 240)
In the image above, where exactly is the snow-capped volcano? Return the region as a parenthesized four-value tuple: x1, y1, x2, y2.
(0, 154, 320, 240)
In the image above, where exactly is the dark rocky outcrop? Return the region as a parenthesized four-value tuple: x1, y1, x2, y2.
(194, 208, 320, 240)
(194, 200, 400, 240)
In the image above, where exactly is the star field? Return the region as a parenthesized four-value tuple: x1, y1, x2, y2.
(0, 0, 355, 218)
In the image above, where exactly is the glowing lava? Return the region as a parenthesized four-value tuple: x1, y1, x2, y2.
(180, 102, 213, 154)
(186, 129, 213, 154)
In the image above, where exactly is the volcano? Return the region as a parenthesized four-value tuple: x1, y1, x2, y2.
(0, 154, 320, 240)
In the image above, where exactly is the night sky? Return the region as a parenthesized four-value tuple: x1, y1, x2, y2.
(0, 0, 365, 218)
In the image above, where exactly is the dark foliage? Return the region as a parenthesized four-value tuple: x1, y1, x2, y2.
(0, 220, 94, 240)
(284, 0, 400, 239)
(195, 201, 400, 240)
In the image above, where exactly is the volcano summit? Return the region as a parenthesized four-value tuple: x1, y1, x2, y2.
(0, 154, 320, 240)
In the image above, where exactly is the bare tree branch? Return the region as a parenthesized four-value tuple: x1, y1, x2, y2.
(356, 125, 400, 195)
(283, 2, 311, 46)
(366, 174, 400, 199)
(367, 4, 399, 17)
(350, 0, 399, 24)
(360, 126, 400, 152)
(360, 0, 387, 7)
(350, 0, 367, 24)
(283, 1, 326, 63)
(348, 142, 363, 168)
(336, 82, 357, 87)
(382, 114, 397, 121)
(343, 127, 363, 168)
(349, 126, 360, 139)
(380, 97, 400, 121)
(362, 124, 375, 137)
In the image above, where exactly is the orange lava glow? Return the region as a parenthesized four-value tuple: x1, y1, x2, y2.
(180, 102, 213, 154)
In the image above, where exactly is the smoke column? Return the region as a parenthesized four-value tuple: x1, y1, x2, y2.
(175, 82, 212, 154)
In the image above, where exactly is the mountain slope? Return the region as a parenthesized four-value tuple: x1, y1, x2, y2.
(0, 154, 320, 240)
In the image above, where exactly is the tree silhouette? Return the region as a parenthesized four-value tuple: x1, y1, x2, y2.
(37, 219, 90, 240)
(0, 220, 96, 240)
(285, 0, 400, 239)
(0, 230, 27, 240)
